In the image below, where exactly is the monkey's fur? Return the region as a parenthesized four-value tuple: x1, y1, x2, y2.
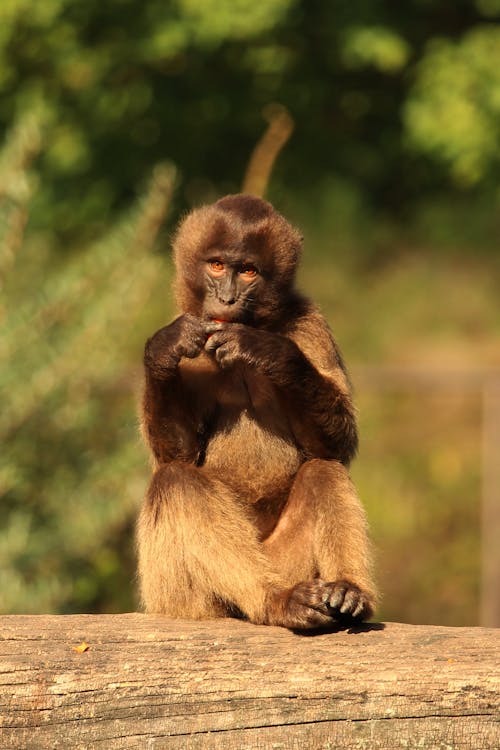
(137, 194, 377, 629)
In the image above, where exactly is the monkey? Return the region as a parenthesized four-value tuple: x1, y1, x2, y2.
(137, 193, 377, 630)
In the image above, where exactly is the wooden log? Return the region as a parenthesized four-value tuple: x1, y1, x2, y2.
(0, 615, 498, 749)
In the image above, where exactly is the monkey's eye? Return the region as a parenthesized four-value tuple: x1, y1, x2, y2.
(239, 265, 258, 280)
(208, 259, 225, 274)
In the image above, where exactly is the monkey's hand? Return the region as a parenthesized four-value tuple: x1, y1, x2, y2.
(144, 314, 207, 378)
(204, 323, 293, 371)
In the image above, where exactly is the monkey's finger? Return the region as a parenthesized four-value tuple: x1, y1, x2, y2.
(352, 598, 367, 619)
(303, 607, 337, 628)
(204, 335, 221, 353)
(340, 588, 360, 615)
(204, 322, 226, 334)
(205, 331, 232, 353)
(328, 584, 348, 610)
(215, 347, 238, 370)
(180, 342, 204, 359)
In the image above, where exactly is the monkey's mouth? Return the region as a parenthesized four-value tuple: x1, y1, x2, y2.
(204, 308, 252, 325)
(208, 315, 242, 324)
(205, 317, 232, 340)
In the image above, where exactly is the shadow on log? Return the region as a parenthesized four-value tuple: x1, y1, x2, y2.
(0, 615, 498, 749)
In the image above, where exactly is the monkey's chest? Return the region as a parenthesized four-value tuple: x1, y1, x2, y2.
(203, 368, 302, 501)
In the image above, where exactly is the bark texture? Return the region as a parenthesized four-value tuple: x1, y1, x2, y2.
(0, 614, 498, 749)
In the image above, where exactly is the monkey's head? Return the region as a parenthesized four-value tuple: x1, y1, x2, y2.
(172, 194, 303, 327)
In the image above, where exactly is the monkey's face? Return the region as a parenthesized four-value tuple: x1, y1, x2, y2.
(173, 194, 303, 328)
(202, 251, 262, 324)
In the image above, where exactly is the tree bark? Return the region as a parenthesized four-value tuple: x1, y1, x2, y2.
(0, 615, 498, 749)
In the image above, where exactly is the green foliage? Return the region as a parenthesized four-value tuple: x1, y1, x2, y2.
(178, 0, 294, 42)
(0, 118, 175, 613)
(405, 26, 500, 185)
(0, 1, 498, 251)
(341, 26, 411, 73)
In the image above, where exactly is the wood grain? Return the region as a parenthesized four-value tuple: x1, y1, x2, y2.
(0, 615, 498, 749)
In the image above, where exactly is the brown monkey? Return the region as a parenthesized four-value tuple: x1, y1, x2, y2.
(137, 194, 376, 629)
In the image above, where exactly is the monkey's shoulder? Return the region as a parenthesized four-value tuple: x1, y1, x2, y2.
(286, 307, 344, 371)
(286, 304, 335, 341)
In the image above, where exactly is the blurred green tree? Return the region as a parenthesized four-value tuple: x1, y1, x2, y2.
(0, 116, 175, 612)
(405, 25, 500, 186)
(0, 0, 498, 251)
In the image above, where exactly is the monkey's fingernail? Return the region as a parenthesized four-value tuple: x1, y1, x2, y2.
(352, 600, 365, 619)
(329, 585, 347, 609)
(340, 591, 357, 614)
(328, 593, 343, 609)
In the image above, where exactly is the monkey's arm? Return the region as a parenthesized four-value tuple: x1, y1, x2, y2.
(285, 312, 358, 464)
(205, 312, 357, 464)
(142, 314, 207, 464)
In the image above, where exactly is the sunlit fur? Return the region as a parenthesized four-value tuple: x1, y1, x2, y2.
(138, 194, 377, 629)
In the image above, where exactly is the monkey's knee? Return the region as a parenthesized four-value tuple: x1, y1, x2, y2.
(294, 458, 352, 499)
(138, 461, 206, 576)
(149, 460, 202, 494)
(137, 462, 218, 617)
(143, 461, 207, 524)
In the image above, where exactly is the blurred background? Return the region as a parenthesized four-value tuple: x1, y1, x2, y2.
(1, 0, 499, 626)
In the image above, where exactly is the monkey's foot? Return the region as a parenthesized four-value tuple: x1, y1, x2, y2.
(324, 579, 375, 622)
(265, 579, 374, 630)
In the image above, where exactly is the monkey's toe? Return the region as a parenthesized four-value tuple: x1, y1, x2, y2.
(326, 580, 374, 621)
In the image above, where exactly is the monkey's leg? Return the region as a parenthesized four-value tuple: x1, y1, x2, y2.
(263, 459, 377, 623)
(137, 461, 289, 623)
